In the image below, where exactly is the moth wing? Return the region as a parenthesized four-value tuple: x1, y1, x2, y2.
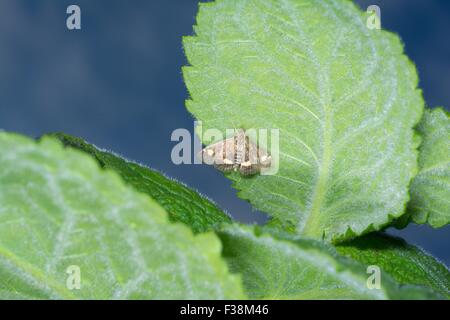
(234, 129, 246, 165)
(213, 136, 236, 172)
(239, 161, 259, 176)
(201, 136, 236, 171)
(246, 139, 260, 165)
(214, 163, 235, 173)
(199, 144, 217, 165)
(241, 137, 272, 175)
(237, 139, 260, 176)
(259, 148, 272, 169)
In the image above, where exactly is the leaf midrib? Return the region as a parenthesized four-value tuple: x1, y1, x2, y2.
(301, 105, 333, 238)
(281, 0, 333, 238)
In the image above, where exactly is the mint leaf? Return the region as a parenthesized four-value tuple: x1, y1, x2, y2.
(408, 108, 450, 227)
(183, 0, 423, 242)
(0, 133, 244, 299)
(337, 233, 450, 298)
(49, 133, 232, 234)
(219, 225, 441, 299)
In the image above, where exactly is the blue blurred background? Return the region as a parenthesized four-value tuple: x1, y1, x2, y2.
(0, 0, 448, 266)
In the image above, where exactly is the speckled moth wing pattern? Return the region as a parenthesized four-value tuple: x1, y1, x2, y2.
(200, 129, 272, 176)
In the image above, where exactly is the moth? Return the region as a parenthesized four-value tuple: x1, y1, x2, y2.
(200, 129, 272, 176)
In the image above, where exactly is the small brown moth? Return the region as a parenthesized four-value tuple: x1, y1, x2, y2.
(200, 129, 272, 176)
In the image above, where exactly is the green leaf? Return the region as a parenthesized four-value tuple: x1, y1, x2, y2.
(0, 133, 244, 299)
(183, 0, 423, 241)
(48, 133, 232, 234)
(219, 225, 441, 299)
(336, 233, 450, 299)
(408, 108, 450, 227)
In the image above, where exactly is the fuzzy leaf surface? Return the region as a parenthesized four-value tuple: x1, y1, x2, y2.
(183, 0, 423, 241)
(0, 133, 244, 299)
(408, 108, 450, 227)
(51, 133, 231, 233)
